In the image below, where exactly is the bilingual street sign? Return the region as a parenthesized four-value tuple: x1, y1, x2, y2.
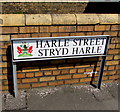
(11, 35, 110, 97)
(11, 35, 109, 62)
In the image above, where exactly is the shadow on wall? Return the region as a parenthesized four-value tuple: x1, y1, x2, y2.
(84, 2, 119, 14)
(6, 45, 99, 96)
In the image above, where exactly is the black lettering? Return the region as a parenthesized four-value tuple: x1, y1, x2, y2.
(44, 49, 49, 56)
(96, 38, 101, 45)
(72, 47, 78, 54)
(51, 40, 57, 47)
(101, 38, 105, 45)
(50, 49, 55, 56)
(64, 39, 69, 47)
(78, 39, 82, 46)
(79, 48, 84, 54)
(44, 41, 50, 48)
(58, 39, 63, 47)
(73, 39, 78, 46)
(86, 47, 91, 53)
(36, 40, 43, 48)
(62, 48, 68, 55)
(90, 39, 95, 45)
(38, 49, 43, 56)
(55, 48, 61, 55)
(91, 47, 96, 53)
(84, 39, 89, 45)
(97, 46, 102, 53)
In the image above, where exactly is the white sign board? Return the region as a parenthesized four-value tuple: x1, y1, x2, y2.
(11, 36, 109, 62)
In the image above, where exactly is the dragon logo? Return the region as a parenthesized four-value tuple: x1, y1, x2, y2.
(17, 42, 33, 57)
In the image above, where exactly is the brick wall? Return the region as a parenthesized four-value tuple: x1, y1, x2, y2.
(0, 14, 120, 92)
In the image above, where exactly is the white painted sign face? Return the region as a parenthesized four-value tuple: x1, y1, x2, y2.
(11, 36, 109, 62)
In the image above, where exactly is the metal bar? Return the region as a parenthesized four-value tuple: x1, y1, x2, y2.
(97, 56, 106, 89)
(13, 63, 18, 97)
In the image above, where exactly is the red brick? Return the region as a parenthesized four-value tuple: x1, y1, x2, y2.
(44, 71, 52, 76)
(1, 27, 18, 34)
(115, 65, 120, 70)
(58, 64, 73, 69)
(78, 69, 85, 73)
(49, 81, 64, 86)
(95, 25, 110, 31)
(108, 44, 116, 49)
(111, 38, 120, 43)
(11, 34, 31, 39)
(116, 44, 120, 48)
(80, 78, 91, 82)
(77, 26, 94, 31)
(26, 72, 34, 78)
(108, 49, 119, 54)
(70, 32, 86, 36)
(86, 32, 103, 36)
(59, 26, 76, 32)
(70, 69, 77, 74)
(104, 32, 118, 36)
(17, 73, 25, 78)
(50, 60, 65, 64)
(75, 64, 90, 68)
(22, 78, 38, 83)
(57, 75, 71, 80)
(41, 66, 57, 71)
(40, 76, 55, 82)
(35, 72, 43, 77)
(107, 66, 115, 70)
(106, 55, 113, 60)
(19, 26, 39, 33)
(31, 33, 51, 37)
(65, 79, 79, 84)
(61, 69, 69, 74)
(22, 67, 39, 72)
(85, 68, 93, 72)
(104, 70, 116, 75)
(2, 56, 7, 61)
(106, 60, 119, 65)
(40, 26, 50, 32)
(52, 33, 69, 37)
(49, 26, 59, 32)
(114, 55, 120, 60)
(53, 70, 61, 75)
(32, 82, 48, 87)
(109, 75, 119, 80)
(73, 74, 87, 78)
(111, 25, 120, 31)
(18, 84, 30, 89)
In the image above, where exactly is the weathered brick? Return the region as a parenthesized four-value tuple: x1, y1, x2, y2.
(106, 60, 119, 65)
(2, 86, 8, 90)
(32, 82, 48, 87)
(75, 64, 90, 68)
(86, 32, 103, 36)
(61, 69, 69, 75)
(115, 65, 120, 70)
(2, 27, 18, 34)
(52, 33, 69, 37)
(41, 66, 56, 71)
(57, 75, 71, 80)
(70, 69, 77, 74)
(95, 25, 110, 31)
(1, 42, 11, 48)
(0, 35, 10, 41)
(114, 55, 120, 60)
(40, 26, 50, 32)
(19, 26, 39, 33)
(116, 44, 120, 49)
(77, 26, 94, 31)
(107, 66, 115, 70)
(109, 75, 118, 80)
(31, 33, 51, 38)
(111, 38, 120, 43)
(3, 80, 21, 85)
(17, 73, 25, 78)
(73, 74, 87, 78)
(26, 72, 34, 78)
(58, 26, 76, 32)
(78, 69, 85, 73)
(44, 71, 52, 76)
(108, 44, 116, 49)
(2, 56, 7, 61)
(40, 76, 55, 82)
(85, 68, 93, 72)
(49, 81, 64, 86)
(80, 78, 91, 82)
(53, 70, 61, 75)
(70, 32, 86, 36)
(111, 25, 120, 31)
(104, 70, 116, 75)
(104, 32, 118, 36)
(22, 67, 39, 72)
(11, 34, 31, 39)
(108, 50, 119, 54)
(0, 75, 7, 80)
(18, 84, 30, 89)
(106, 55, 113, 60)
(49, 26, 59, 32)
(22, 78, 38, 83)
(58, 64, 73, 69)
(50, 60, 65, 64)
(65, 79, 79, 84)
(35, 72, 43, 77)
